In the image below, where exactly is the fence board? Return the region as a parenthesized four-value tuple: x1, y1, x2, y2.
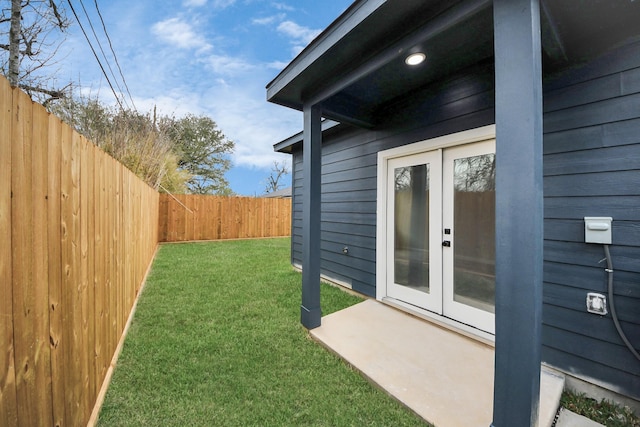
(158, 194, 291, 242)
(31, 104, 53, 426)
(185, 194, 195, 241)
(158, 193, 168, 242)
(80, 136, 96, 408)
(61, 119, 76, 424)
(12, 88, 54, 427)
(93, 148, 105, 395)
(11, 84, 33, 426)
(107, 157, 117, 358)
(0, 78, 18, 427)
(62, 127, 82, 425)
(114, 162, 123, 346)
(47, 115, 65, 427)
(204, 196, 215, 239)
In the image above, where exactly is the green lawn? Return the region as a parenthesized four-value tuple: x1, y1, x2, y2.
(98, 238, 428, 426)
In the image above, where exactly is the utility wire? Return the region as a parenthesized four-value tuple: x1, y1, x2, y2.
(66, 0, 124, 111)
(93, 0, 137, 112)
(77, 0, 130, 110)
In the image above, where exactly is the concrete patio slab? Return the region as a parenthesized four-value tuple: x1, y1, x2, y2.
(311, 299, 564, 427)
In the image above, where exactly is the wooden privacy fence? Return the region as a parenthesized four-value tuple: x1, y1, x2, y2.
(0, 77, 159, 427)
(158, 194, 292, 242)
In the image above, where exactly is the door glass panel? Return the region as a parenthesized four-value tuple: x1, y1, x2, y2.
(394, 164, 430, 293)
(453, 154, 495, 312)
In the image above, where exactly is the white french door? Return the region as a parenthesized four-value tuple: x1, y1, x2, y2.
(442, 141, 496, 334)
(386, 150, 443, 314)
(378, 129, 496, 334)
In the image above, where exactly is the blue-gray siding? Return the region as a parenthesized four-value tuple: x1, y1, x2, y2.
(541, 40, 640, 398)
(289, 41, 640, 398)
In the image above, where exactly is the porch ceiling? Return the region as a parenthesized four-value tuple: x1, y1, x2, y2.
(266, 0, 640, 128)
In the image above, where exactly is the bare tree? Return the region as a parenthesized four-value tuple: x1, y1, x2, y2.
(453, 153, 495, 192)
(264, 160, 290, 194)
(1, 0, 70, 104)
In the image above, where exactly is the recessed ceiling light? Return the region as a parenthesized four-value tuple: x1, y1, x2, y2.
(405, 52, 426, 66)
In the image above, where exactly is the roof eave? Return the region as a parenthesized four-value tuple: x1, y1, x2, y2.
(273, 120, 342, 153)
(266, 0, 387, 106)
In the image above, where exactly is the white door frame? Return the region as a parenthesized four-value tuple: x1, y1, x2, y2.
(376, 125, 496, 336)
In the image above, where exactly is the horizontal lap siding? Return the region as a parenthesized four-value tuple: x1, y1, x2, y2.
(291, 45, 640, 399)
(542, 40, 640, 398)
(291, 65, 495, 297)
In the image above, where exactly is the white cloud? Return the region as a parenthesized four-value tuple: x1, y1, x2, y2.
(272, 2, 294, 12)
(276, 20, 321, 56)
(200, 80, 302, 169)
(151, 17, 212, 51)
(57, 0, 314, 189)
(211, 0, 236, 8)
(180, 0, 235, 8)
(252, 14, 285, 26)
(183, 0, 207, 6)
(203, 54, 255, 75)
(127, 70, 301, 171)
(266, 60, 289, 70)
(277, 20, 321, 45)
(134, 92, 202, 119)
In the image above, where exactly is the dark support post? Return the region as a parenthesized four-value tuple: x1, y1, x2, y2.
(492, 0, 543, 426)
(300, 104, 322, 329)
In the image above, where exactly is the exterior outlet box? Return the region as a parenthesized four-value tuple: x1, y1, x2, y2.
(586, 293, 607, 315)
(584, 217, 612, 244)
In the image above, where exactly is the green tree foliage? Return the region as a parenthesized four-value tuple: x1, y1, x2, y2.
(51, 96, 190, 193)
(159, 114, 235, 195)
(51, 97, 234, 195)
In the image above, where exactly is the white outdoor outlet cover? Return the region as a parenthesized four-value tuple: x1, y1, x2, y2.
(584, 217, 612, 244)
(586, 292, 607, 315)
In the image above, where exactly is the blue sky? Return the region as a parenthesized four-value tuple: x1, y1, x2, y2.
(52, 0, 353, 195)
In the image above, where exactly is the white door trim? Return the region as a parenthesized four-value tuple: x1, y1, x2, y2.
(376, 124, 496, 333)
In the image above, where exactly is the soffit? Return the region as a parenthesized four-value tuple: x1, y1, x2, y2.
(266, 0, 640, 129)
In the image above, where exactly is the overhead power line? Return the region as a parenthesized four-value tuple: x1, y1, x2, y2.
(93, 0, 137, 111)
(66, 0, 125, 111)
(67, 0, 138, 113)
(77, 0, 130, 110)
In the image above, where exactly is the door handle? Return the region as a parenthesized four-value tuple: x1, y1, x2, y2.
(442, 240, 451, 247)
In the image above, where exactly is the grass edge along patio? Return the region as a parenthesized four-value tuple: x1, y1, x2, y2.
(96, 238, 429, 426)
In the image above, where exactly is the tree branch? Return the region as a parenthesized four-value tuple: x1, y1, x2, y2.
(19, 82, 67, 100)
(48, 0, 65, 29)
